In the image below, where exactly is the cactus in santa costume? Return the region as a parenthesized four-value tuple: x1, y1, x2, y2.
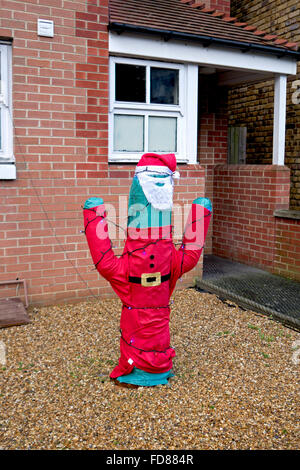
(83, 153, 212, 387)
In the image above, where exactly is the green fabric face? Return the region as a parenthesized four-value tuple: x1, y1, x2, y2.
(127, 175, 171, 229)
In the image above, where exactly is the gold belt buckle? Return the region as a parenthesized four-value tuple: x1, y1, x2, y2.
(141, 272, 161, 287)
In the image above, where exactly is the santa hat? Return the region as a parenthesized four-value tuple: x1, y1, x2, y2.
(136, 153, 177, 174)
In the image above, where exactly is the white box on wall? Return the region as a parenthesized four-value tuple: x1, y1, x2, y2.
(38, 19, 54, 38)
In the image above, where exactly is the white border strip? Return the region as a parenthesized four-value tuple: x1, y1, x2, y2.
(109, 31, 297, 76)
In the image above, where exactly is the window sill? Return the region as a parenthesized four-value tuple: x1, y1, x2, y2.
(108, 156, 190, 164)
(0, 163, 16, 180)
(273, 209, 300, 220)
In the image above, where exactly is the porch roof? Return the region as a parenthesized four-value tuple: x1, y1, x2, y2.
(109, 0, 300, 59)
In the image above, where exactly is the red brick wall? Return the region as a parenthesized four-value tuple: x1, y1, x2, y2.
(274, 217, 300, 281)
(0, 0, 206, 306)
(75, 0, 109, 179)
(213, 165, 292, 272)
(197, 75, 229, 254)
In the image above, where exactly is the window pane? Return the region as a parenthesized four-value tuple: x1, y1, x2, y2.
(114, 114, 144, 152)
(115, 63, 146, 103)
(150, 68, 179, 104)
(148, 116, 177, 152)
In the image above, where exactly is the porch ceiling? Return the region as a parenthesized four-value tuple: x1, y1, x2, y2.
(199, 66, 276, 87)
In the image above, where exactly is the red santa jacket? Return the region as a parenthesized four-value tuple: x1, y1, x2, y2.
(83, 199, 211, 378)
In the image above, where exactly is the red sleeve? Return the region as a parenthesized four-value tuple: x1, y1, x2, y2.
(83, 203, 128, 289)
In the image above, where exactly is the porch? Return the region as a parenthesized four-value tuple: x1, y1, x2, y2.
(110, 27, 300, 283)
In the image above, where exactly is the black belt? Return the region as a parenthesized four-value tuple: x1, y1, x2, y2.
(128, 272, 170, 287)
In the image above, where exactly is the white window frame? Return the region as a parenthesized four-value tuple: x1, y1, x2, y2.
(109, 56, 198, 163)
(0, 43, 15, 179)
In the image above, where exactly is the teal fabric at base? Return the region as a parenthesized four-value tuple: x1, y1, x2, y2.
(117, 367, 174, 386)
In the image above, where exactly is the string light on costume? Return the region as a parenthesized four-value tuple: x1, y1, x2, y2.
(120, 329, 173, 355)
(84, 199, 209, 280)
(123, 304, 170, 310)
(94, 243, 113, 269)
(122, 303, 173, 352)
(83, 206, 127, 235)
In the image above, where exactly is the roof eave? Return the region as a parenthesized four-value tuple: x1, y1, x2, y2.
(109, 22, 300, 60)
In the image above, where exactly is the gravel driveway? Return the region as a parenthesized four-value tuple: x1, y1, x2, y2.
(0, 288, 299, 450)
